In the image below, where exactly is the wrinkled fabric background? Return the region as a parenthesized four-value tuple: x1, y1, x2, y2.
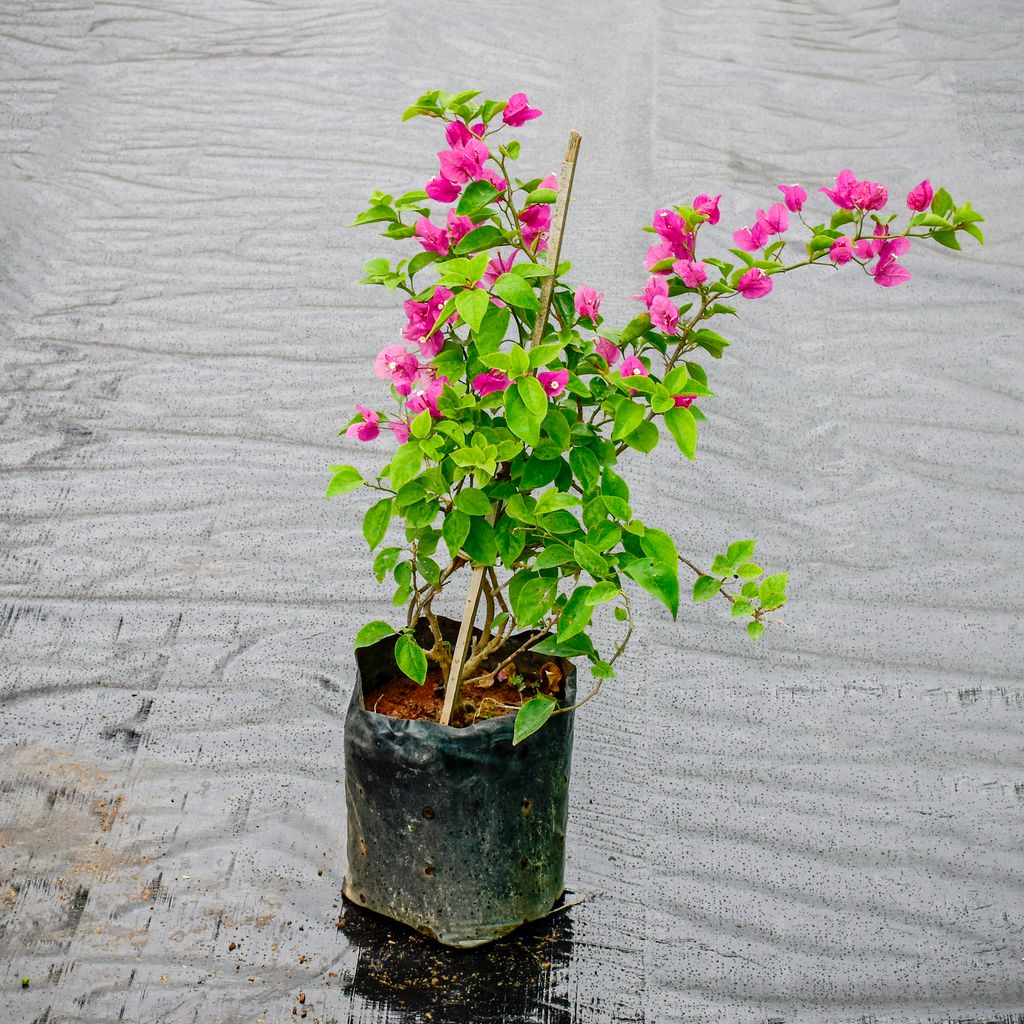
(1, 1, 1022, 1022)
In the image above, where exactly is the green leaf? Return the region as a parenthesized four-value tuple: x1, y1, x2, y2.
(726, 539, 756, 566)
(535, 489, 581, 515)
(693, 575, 721, 603)
(455, 224, 507, 255)
(493, 273, 540, 310)
(389, 443, 422, 492)
(442, 509, 471, 560)
(455, 288, 490, 332)
(518, 376, 549, 418)
(524, 187, 558, 206)
(613, 605, 629, 621)
(513, 576, 558, 625)
(352, 204, 397, 227)
(573, 540, 608, 578)
(410, 409, 433, 439)
(932, 230, 961, 251)
(623, 420, 659, 453)
(362, 498, 392, 550)
(760, 572, 788, 595)
(373, 546, 402, 582)
(585, 581, 620, 606)
(474, 303, 511, 352)
(590, 659, 616, 679)
(612, 400, 645, 441)
(455, 180, 501, 216)
(325, 464, 363, 497)
(569, 447, 600, 493)
(504, 385, 542, 447)
(454, 487, 492, 517)
(354, 620, 396, 650)
(736, 562, 762, 580)
(463, 517, 498, 565)
(601, 468, 630, 501)
(931, 187, 954, 218)
(480, 98, 508, 122)
(513, 696, 556, 745)
(395, 634, 428, 685)
(747, 620, 765, 641)
(623, 554, 679, 618)
(731, 600, 754, 619)
(692, 329, 730, 358)
(528, 342, 564, 368)
(664, 405, 698, 459)
(620, 313, 651, 345)
(510, 263, 554, 280)
(534, 542, 575, 569)
(557, 586, 593, 641)
(530, 633, 596, 658)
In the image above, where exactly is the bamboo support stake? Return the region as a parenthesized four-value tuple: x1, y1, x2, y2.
(439, 129, 582, 728)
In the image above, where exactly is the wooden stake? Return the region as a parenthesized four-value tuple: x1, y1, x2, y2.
(439, 129, 582, 727)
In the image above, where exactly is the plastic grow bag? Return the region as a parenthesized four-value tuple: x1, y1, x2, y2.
(343, 618, 576, 948)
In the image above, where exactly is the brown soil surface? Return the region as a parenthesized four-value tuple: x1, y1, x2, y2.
(365, 655, 564, 727)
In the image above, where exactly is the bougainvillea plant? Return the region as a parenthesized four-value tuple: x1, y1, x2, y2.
(327, 88, 984, 741)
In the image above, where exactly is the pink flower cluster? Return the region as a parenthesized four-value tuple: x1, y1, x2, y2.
(820, 168, 889, 211)
(402, 286, 455, 357)
(733, 202, 789, 252)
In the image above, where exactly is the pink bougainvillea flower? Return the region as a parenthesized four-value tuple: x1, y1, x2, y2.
(538, 173, 559, 191)
(425, 175, 460, 203)
(820, 168, 859, 209)
(619, 355, 648, 381)
(374, 345, 420, 395)
(644, 242, 678, 274)
(471, 370, 512, 396)
(437, 138, 489, 185)
(402, 286, 455, 347)
(574, 285, 603, 320)
(673, 394, 696, 408)
(481, 166, 507, 192)
(446, 209, 474, 248)
(538, 369, 569, 397)
(829, 236, 854, 265)
(874, 236, 911, 268)
(870, 256, 911, 287)
(906, 179, 934, 212)
(502, 92, 542, 127)
(406, 372, 446, 418)
(414, 216, 449, 255)
(649, 294, 679, 335)
(757, 202, 789, 236)
(854, 237, 879, 260)
(484, 250, 517, 287)
(850, 180, 887, 211)
(519, 203, 551, 250)
(735, 267, 773, 299)
(850, 179, 888, 211)
(777, 183, 807, 213)
(693, 193, 721, 225)
(595, 337, 621, 366)
(674, 259, 709, 288)
(853, 222, 892, 260)
(732, 221, 769, 251)
(346, 404, 380, 442)
(652, 209, 694, 255)
(632, 275, 669, 308)
(387, 420, 410, 445)
(470, 122, 486, 138)
(446, 121, 473, 148)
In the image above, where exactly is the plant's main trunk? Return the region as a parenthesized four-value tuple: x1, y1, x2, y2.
(343, 617, 576, 948)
